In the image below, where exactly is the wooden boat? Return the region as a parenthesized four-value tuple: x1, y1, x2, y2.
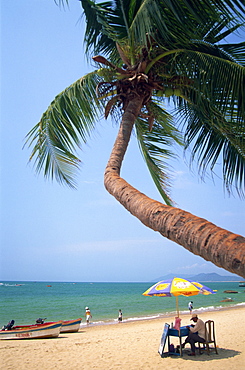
(60, 318, 82, 333)
(239, 281, 245, 287)
(0, 321, 62, 340)
(42, 318, 82, 333)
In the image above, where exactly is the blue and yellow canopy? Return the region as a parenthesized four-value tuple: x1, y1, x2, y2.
(143, 277, 216, 297)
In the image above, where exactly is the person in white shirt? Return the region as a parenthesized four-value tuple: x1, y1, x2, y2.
(118, 309, 122, 322)
(182, 314, 206, 356)
(188, 301, 193, 314)
(85, 307, 92, 324)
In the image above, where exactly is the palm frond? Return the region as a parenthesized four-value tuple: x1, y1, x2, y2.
(135, 103, 183, 205)
(219, 41, 245, 66)
(81, 0, 130, 58)
(147, 42, 245, 195)
(25, 71, 104, 187)
(210, 0, 245, 19)
(160, 48, 245, 123)
(128, 0, 244, 51)
(176, 91, 245, 196)
(203, 20, 242, 44)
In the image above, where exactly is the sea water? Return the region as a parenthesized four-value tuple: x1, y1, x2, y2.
(0, 281, 244, 327)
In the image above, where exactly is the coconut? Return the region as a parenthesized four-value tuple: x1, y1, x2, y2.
(174, 88, 182, 96)
(164, 88, 174, 97)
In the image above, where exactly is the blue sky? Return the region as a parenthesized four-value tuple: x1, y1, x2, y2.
(1, 1, 244, 282)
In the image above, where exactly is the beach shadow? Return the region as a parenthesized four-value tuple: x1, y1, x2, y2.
(179, 348, 241, 361)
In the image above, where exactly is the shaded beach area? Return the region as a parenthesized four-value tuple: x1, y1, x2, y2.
(1, 306, 244, 369)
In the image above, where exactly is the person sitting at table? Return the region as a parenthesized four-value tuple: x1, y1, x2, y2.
(181, 313, 206, 356)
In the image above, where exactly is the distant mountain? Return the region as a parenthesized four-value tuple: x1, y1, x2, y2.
(189, 273, 241, 282)
(152, 272, 241, 282)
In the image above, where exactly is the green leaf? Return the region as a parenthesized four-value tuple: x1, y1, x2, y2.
(25, 71, 104, 187)
(176, 89, 245, 196)
(135, 103, 183, 205)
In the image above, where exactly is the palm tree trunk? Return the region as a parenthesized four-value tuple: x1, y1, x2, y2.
(104, 97, 245, 278)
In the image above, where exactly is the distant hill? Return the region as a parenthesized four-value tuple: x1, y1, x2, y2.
(152, 272, 241, 282)
(189, 272, 241, 282)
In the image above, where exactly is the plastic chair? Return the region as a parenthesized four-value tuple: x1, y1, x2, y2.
(198, 320, 218, 355)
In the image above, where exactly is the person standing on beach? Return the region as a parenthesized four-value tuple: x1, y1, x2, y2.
(118, 309, 122, 323)
(85, 307, 92, 324)
(188, 301, 193, 314)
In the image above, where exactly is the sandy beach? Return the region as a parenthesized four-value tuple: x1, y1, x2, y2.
(1, 306, 244, 370)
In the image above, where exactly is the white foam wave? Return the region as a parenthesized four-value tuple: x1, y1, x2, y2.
(1, 283, 25, 287)
(78, 302, 245, 328)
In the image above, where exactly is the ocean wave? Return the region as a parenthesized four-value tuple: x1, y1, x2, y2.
(0, 283, 25, 287)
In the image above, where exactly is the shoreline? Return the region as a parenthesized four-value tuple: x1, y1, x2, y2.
(80, 301, 245, 327)
(2, 305, 245, 369)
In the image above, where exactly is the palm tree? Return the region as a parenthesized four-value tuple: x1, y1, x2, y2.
(26, 0, 245, 277)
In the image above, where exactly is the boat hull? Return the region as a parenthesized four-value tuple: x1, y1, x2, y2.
(42, 318, 82, 333)
(60, 318, 82, 333)
(0, 321, 62, 340)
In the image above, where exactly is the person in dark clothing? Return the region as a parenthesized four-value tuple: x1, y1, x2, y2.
(182, 314, 206, 356)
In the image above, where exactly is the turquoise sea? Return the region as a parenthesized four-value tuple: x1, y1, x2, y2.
(1, 281, 244, 328)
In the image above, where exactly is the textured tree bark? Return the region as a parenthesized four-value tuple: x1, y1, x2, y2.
(104, 97, 245, 278)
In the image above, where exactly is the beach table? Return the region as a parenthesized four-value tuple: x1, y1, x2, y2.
(167, 326, 189, 356)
